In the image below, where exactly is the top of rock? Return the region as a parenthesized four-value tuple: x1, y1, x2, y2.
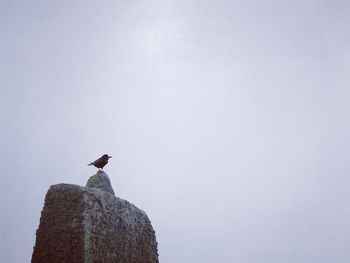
(86, 170, 115, 195)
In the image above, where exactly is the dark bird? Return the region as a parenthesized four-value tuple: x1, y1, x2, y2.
(88, 154, 112, 170)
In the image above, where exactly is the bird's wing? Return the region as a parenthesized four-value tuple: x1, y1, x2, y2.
(89, 156, 103, 166)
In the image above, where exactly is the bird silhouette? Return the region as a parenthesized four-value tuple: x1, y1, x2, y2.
(88, 154, 112, 170)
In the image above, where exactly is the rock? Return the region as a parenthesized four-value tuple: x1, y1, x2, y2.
(32, 172, 159, 263)
(86, 170, 115, 195)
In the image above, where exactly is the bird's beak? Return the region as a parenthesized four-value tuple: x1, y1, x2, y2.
(109, 156, 112, 158)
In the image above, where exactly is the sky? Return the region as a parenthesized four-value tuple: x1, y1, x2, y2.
(1, 0, 349, 262)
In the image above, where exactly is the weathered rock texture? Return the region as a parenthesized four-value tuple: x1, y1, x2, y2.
(32, 171, 159, 263)
(86, 171, 115, 195)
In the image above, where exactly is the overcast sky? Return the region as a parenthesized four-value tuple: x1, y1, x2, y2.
(1, 0, 349, 262)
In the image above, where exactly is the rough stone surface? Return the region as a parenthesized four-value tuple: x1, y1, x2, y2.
(32, 173, 159, 263)
(86, 170, 115, 195)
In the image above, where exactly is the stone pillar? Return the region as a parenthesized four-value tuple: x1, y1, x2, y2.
(32, 172, 159, 263)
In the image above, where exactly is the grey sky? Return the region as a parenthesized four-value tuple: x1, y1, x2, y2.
(1, 0, 349, 262)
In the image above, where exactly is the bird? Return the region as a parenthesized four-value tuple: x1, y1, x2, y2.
(88, 154, 112, 170)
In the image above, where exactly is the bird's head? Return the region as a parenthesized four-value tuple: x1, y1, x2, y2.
(102, 154, 112, 160)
